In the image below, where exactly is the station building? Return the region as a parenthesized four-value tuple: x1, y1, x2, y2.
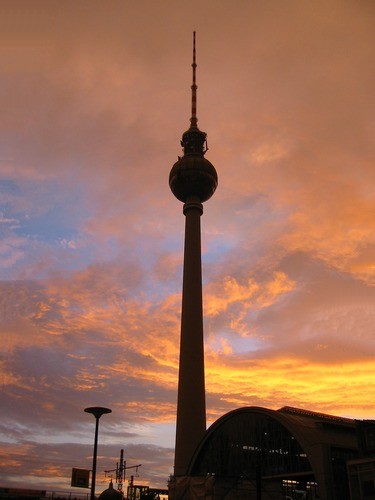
(169, 406, 375, 500)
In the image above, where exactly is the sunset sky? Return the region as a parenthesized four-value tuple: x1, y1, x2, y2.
(1, 0, 375, 493)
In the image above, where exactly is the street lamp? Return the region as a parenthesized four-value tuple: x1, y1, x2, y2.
(85, 406, 112, 500)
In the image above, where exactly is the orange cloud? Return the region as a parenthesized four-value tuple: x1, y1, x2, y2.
(205, 272, 295, 318)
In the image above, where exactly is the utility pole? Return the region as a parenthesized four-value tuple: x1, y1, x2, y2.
(104, 449, 141, 494)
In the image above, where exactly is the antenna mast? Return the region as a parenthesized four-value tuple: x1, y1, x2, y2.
(190, 31, 198, 128)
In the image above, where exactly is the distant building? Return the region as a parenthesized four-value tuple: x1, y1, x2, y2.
(98, 481, 122, 500)
(0, 488, 47, 499)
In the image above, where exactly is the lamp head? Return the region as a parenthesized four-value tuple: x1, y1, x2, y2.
(84, 407, 112, 419)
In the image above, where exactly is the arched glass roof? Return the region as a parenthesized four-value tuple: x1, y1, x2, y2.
(190, 408, 313, 479)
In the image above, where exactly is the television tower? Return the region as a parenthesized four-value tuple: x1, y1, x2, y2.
(169, 32, 218, 476)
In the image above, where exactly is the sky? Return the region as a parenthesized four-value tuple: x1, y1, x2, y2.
(1, 0, 374, 493)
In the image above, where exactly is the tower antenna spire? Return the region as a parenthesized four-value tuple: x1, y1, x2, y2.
(179, 32, 208, 157)
(191, 31, 198, 128)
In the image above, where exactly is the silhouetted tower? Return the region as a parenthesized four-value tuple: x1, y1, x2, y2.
(169, 32, 218, 476)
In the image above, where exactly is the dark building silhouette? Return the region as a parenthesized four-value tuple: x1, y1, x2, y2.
(169, 405, 375, 499)
(168, 34, 375, 500)
(98, 481, 122, 500)
(189, 406, 360, 499)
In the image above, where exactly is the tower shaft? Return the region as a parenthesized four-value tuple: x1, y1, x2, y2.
(174, 197, 206, 476)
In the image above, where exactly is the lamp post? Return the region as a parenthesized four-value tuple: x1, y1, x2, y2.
(84, 406, 112, 500)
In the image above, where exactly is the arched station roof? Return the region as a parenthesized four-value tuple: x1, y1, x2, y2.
(188, 406, 358, 485)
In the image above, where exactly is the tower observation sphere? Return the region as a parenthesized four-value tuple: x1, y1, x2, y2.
(169, 132, 218, 203)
